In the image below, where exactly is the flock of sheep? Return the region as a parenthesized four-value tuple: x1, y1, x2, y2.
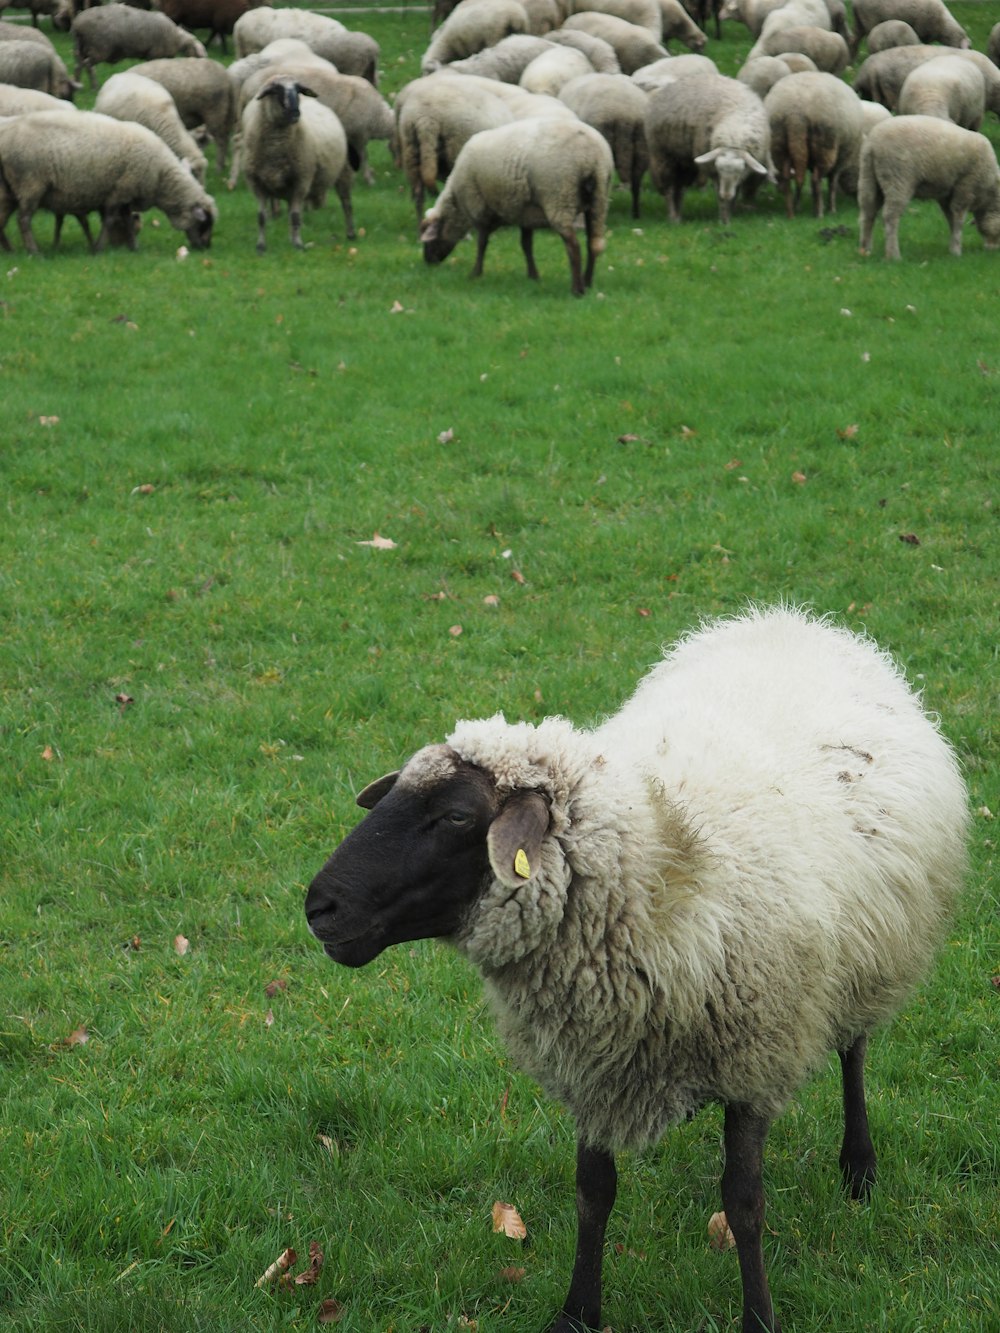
(0, 0, 998, 283)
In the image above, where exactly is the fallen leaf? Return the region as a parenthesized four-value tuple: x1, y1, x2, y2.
(724, 458, 742, 471)
(127, 935, 141, 951)
(483, 594, 500, 607)
(492, 1201, 527, 1240)
(991, 976, 1000, 990)
(791, 471, 807, 485)
(389, 300, 404, 313)
(116, 692, 134, 712)
(356, 533, 397, 550)
(293, 1241, 324, 1286)
(898, 533, 921, 546)
(437, 428, 455, 444)
(708, 1211, 736, 1251)
(254, 1246, 296, 1289)
(265, 1009, 275, 1028)
(41, 745, 55, 762)
(38, 415, 60, 427)
(318, 1298, 344, 1324)
(837, 424, 859, 439)
(174, 934, 190, 956)
(131, 483, 155, 496)
(316, 1134, 337, 1155)
(449, 624, 463, 637)
(510, 569, 526, 586)
(264, 979, 288, 998)
(679, 424, 697, 438)
(499, 1266, 526, 1283)
(976, 806, 993, 820)
(63, 1024, 89, 1047)
(617, 433, 639, 444)
(637, 608, 651, 617)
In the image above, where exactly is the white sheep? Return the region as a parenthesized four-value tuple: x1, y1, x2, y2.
(764, 69, 864, 215)
(758, 23, 850, 74)
(547, 26, 621, 70)
(897, 54, 985, 131)
(421, 0, 529, 73)
(854, 46, 1000, 117)
(445, 32, 558, 80)
(0, 18, 56, 48)
(233, 7, 344, 59)
(519, 43, 593, 95)
(568, 0, 663, 36)
(866, 18, 920, 51)
(852, 0, 969, 53)
(655, 0, 708, 49)
(836, 96, 891, 194)
(989, 21, 1000, 71)
(130, 56, 238, 174)
(419, 115, 613, 295)
(645, 70, 772, 221)
(94, 71, 207, 184)
(736, 53, 794, 98)
(0, 108, 215, 253)
(71, 5, 206, 89)
(240, 75, 353, 252)
(858, 113, 1000, 258)
(0, 39, 77, 99)
(305, 605, 968, 1333)
(631, 51, 717, 89)
(0, 82, 69, 115)
(562, 10, 669, 70)
(559, 70, 650, 216)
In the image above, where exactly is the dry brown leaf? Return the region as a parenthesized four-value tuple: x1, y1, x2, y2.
(254, 1247, 296, 1288)
(131, 483, 155, 496)
(483, 594, 500, 607)
(356, 533, 397, 550)
(318, 1298, 344, 1324)
(389, 300, 404, 313)
(293, 1241, 324, 1286)
(791, 471, 807, 485)
(316, 1134, 337, 1155)
(264, 979, 288, 998)
(41, 745, 55, 762)
(617, 433, 639, 444)
(724, 458, 742, 471)
(449, 625, 463, 637)
(492, 1201, 527, 1240)
(510, 569, 526, 586)
(265, 1009, 275, 1028)
(174, 934, 190, 956)
(637, 608, 651, 618)
(708, 1211, 736, 1251)
(499, 1266, 526, 1283)
(679, 424, 697, 437)
(64, 1024, 89, 1047)
(837, 423, 859, 439)
(899, 533, 921, 546)
(438, 428, 455, 444)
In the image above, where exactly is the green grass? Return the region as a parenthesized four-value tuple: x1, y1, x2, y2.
(1, 5, 999, 1331)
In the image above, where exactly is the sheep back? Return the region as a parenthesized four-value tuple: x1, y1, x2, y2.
(897, 53, 985, 130)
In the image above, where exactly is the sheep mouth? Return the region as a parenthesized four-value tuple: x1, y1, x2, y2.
(322, 933, 386, 968)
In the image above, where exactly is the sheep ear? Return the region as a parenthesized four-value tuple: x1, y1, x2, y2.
(256, 82, 278, 101)
(356, 772, 400, 809)
(297, 84, 318, 99)
(694, 148, 720, 165)
(487, 791, 550, 889)
(420, 214, 439, 242)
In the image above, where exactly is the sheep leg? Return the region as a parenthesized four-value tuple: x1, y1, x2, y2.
(556, 228, 585, 297)
(722, 1103, 778, 1333)
(254, 195, 269, 254)
(667, 180, 684, 223)
(811, 166, 824, 220)
(548, 1140, 617, 1333)
(941, 199, 966, 257)
(334, 172, 356, 240)
(471, 221, 499, 278)
(881, 202, 904, 261)
(16, 205, 41, 257)
(839, 1034, 876, 1200)
(519, 227, 540, 281)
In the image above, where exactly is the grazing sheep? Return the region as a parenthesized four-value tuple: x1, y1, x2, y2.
(559, 70, 649, 216)
(866, 18, 920, 52)
(655, 0, 708, 49)
(393, 73, 513, 223)
(631, 51, 716, 89)
(71, 5, 206, 89)
(0, 82, 69, 114)
(233, 6, 344, 59)
(95, 71, 207, 183)
(519, 43, 593, 95)
(759, 23, 850, 74)
(897, 54, 985, 130)
(990, 22, 1000, 71)
(0, 40, 77, 99)
(421, 0, 529, 73)
(852, 0, 968, 53)
(0, 0, 59, 27)
(240, 75, 353, 251)
(737, 53, 793, 97)
(562, 10, 669, 70)
(764, 69, 864, 215)
(837, 96, 891, 193)
(569, 0, 663, 37)
(445, 33, 560, 79)
(720, 0, 796, 38)
(419, 115, 613, 295)
(0, 108, 215, 253)
(547, 26, 621, 71)
(130, 55, 238, 173)
(854, 46, 1000, 116)
(305, 605, 968, 1333)
(646, 70, 772, 221)
(0, 19, 55, 48)
(744, 0, 832, 59)
(858, 113, 1000, 258)
(521, 0, 564, 34)
(155, 0, 257, 53)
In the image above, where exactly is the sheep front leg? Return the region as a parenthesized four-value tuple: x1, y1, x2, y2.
(839, 1033, 876, 1200)
(16, 204, 41, 256)
(722, 1103, 779, 1333)
(548, 1140, 616, 1333)
(471, 220, 500, 278)
(520, 227, 540, 281)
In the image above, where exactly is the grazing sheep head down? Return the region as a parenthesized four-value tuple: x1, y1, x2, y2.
(694, 145, 769, 219)
(419, 208, 463, 267)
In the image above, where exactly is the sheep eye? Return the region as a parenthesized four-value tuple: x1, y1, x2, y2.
(443, 811, 473, 827)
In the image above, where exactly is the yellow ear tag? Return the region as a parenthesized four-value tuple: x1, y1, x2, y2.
(514, 848, 531, 879)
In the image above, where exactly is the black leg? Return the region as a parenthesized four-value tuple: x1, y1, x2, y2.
(722, 1103, 778, 1333)
(520, 226, 539, 281)
(548, 1139, 616, 1333)
(839, 1033, 877, 1200)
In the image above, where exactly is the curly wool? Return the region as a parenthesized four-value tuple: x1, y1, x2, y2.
(444, 607, 967, 1151)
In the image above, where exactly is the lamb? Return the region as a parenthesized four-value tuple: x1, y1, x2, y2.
(130, 56, 238, 173)
(240, 75, 354, 251)
(71, 5, 206, 89)
(0, 40, 77, 100)
(519, 43, 594, 95)
(562, 11, 670, 70)
(304, 605, 968, 1333)
(897, 54, 985, 130)
(852, 0, 969, 53)
(854, 46, 1000, 116)
(645, 71, 772, 221)
(421, 0, 529, 73)
(758, 23, 850, 74)
(419, 116, 613, 295)
(858, 113, 1000, 258)
(0, 108, 216, 253)
(764, 69, 864, 215)
(866, 18, 920, 51)
(559, 70, 649, 216)
(95, 71, 208, 183)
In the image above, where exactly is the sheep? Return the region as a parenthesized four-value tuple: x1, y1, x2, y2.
(737, 53, 793, 98)
(854, 46, 1000, 117)
(897, 54, 985, 131)
(0, 40, 77, 100)
(559, 70, 649, 215)
(304, 605, 969, 1333)
(852, 0, 969, 54)
(568, 0, 662, 37)
(0, 108, 215, 253)
(836, 96, 891, 193)
(233, 6, 344, 59)
(562, 11, 670, 70)
(547, 27, 621, 71)
(419, 115, 613, 295)
(519, 43, 593, 95)
(645, 71, 772, 221)
(655, 0, 708, 50)
(71, 6, 206, 90)
(743, 0, 832, 59)
(445, 33, 561, 80)
(421, 0, 529, 73)
(866, 18, 920, 52)
(989, 21, 1000, 71)
(858, 113, 1000, 258)
(764, 69, 864, 215)
(0, 19, 55, 47)
(720, 0, 797, 38)
(631, 51, 717, 89)
(521, 0, 564, 35)
(778, 50, 818, 73)
(130, 56, 238, 174)
(0, 0, 59, 27)
(393, 73, 513, 223)
(758, 23, 850, 74)
(240, 75, 354, 252)
(95, 71, 208, 184)
(0, 82, 69, 114)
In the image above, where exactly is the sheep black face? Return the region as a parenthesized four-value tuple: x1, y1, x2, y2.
(305, 747, 551, 967)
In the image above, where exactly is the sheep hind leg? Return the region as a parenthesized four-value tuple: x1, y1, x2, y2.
(334, 172, 356, 240)
(839, 1033, 876, 1200)
(16, 204, 41, 256)
(519, 227, 540, 281)
(556, 227, 585, 297)
(547, 1140, 617, 1333)
(723, 1103, 779, 1333)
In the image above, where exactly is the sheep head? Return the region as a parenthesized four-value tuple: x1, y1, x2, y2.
(694, 146, 768, 221)
(419, 207, 463, 266)
(305, 746, 552, 968)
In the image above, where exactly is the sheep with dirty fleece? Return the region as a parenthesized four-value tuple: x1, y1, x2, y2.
(858, 114, 1000, 259)
(130, 56, 238, 174)
(421, 0, 529, 72)
(0, 108, 215, 253)
(71, 5, 206, 89)
(561, 11, 669, 70)
(853, 46, 1000, 116)
(95, 71, 208, 183)
(0, 39, 76, 99)
(558, 70, 650, 217)
(645, 70, 772, 221)
(305, 605, 968, 1333)
(851, 0, 969, 53)
(764, 69, 864, 216)
(519, 43, 594, 95)
(757, 23, 849, 74)
(865, 18, 920, 51)
(897, 55, 986, 131)
(419, 116, 612, 296)
(240, 75, 354, 252)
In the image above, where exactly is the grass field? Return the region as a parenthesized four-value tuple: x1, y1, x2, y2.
(1, 5, 998, 1331)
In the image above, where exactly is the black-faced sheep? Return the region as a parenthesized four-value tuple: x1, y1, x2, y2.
(305, 605, 968, 1333)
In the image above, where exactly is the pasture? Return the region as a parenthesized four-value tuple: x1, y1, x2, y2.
(1, 4, 998, 1330)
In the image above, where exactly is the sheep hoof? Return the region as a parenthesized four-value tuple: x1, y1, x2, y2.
(545, 1316, 591, 1333)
